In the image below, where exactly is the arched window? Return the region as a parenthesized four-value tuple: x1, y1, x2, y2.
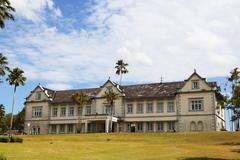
(31, 126, 40, 134)
(190, 121, 196, 131)
(197, 121, 203, 131)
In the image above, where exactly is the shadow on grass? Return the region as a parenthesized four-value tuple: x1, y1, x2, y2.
(220, 142, 240, 145)
(232, 149, 240, 154)
(181, 157, 239, 160)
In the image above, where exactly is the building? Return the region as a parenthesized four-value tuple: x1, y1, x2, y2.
(24, 71, 225, 134)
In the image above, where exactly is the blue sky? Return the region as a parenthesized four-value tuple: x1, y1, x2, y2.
(0, 0, 239, 130)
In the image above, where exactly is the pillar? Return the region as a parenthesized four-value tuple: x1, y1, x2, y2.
(105, 119, 109, 133)
(85, 121, 88, 133)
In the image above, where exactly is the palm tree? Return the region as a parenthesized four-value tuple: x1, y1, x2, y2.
(72, 91, 90, 133)
(0, 104, 5, 122)
(0, 0, 15, 29)
(104, 87, 118, 132)
(6, 67, 26, 137)
(0, 53, 9, 83)
(115, 59, 128, 85)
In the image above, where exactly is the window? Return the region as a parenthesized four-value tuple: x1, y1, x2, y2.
(189, 99, 203, 111)
(137, 103, 143, 113)
(60, 107, 66, 117)
(78, 107, 82, 116)
(68, 124, 74, 133)
(69, 107, 74, 116)
(146, 122, 153, 131)
(35, 92, 41, 100)
(127, 104, 133, 114)
(192, 81, 199, 89)
(157, 122, 164, 131)
(104, 105, 111, 115)
(167, 101, 174, 112)
(52, 107, 58, 117)
(137, 122, 143, 131)
(146, 102, 153, 113)
(157, 102, 164, 113)
(86, 106, 91, 115)
(51, 125, 57, 133)
(168, 122, 175, 131)
(32, 106, 42, 118)
(31, 126, 40, 134)
(59, 124, 65, 133)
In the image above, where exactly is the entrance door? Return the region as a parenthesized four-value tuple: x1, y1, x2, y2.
(130, 126, 135, 132)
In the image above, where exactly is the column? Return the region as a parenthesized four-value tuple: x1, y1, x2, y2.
(105, 119, 109, 133)
(85, 121, 88, 133)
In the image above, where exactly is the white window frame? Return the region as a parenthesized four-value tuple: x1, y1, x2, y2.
(52, 107, 58, 117)
(157, 122, 164, 131)
(68, 124, 74, 133)
(35, 92, 41, 100)
(59, 124, 65, 133)
(189, 98, 204, 111)
(146, 102, 153, 113)
(86, 106, 91, 115)
(137, 122, 143, 131)
(69, 107, 74, 116)
(136, 103, 143, 113)
(192, 80, 199, 89)
(32, 106, 42, 118)
(127, 104, 133, 114)
(157, 102, 164, 113)
(60, 107, 66, 117)
(146, 122, 153, 131)
(51, 125, 57, 133)
(167, 101, 175, 112)
(168, 121, 175, 131)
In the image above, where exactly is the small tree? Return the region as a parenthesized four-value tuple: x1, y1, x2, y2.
(104, 87, 118, 132)
(6, 67, 26, 137)
(72, 91, 90, 133)
(115, 59, 128, 85)
(0, 0, 15, 29)
(227, 67, 240, 131)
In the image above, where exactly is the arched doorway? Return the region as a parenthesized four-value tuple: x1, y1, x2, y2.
(197, 121, 203, 131)
(190, 121, 196, 131)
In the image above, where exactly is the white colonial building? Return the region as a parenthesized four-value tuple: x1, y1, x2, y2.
(24, 71, 225, 134)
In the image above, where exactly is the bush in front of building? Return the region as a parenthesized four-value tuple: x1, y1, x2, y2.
(0, 136, 23, 143)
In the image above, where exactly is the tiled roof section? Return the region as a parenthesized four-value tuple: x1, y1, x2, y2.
(51, 88, 100, 104)
(49, 81, 217, 103)
(122, 81, 185, 99)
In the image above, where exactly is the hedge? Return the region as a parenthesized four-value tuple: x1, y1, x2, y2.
(0, 137, 23, 143)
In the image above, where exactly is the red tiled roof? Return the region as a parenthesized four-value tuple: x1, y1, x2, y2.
(49, 81, 217, 104)
(51, 88, 100, 104)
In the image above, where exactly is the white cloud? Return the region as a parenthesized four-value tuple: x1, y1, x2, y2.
(11, 0, 62, 22)
(2, 0, 240, 89)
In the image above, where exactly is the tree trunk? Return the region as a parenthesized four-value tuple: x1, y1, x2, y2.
(120, 72, 122, 85)
(110, 105, 113, 132)
(9, 85, 16, 138)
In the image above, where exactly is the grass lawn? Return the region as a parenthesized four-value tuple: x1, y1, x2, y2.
(0, 132, 240, 160)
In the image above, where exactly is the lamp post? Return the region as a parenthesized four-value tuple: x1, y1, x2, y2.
(27, 123, 30, 135)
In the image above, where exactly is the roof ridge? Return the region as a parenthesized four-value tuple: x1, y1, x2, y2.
(121, 81, 184, 87)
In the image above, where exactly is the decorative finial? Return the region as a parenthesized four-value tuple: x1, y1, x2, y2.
(194, 69, 196, 73)
(160, 75, 163, 84)
(108, 76, 111, 80)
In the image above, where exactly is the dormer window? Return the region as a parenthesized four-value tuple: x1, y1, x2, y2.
(35, 92, 41, 100)
(192, 81, 199, 89)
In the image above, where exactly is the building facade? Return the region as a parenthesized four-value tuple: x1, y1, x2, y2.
(24, 72, 225, 134)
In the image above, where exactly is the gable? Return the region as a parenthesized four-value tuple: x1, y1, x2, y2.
(180, 74, 212, 92)
(96, 80, 122, 98)
(26, 85, 50, 102)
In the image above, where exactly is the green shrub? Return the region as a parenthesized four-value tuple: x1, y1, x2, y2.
(14, 137, 23, 143)
(0, 154, 7, 160)
(10, 137, 23, 143)
(0, 137, 9, 143)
